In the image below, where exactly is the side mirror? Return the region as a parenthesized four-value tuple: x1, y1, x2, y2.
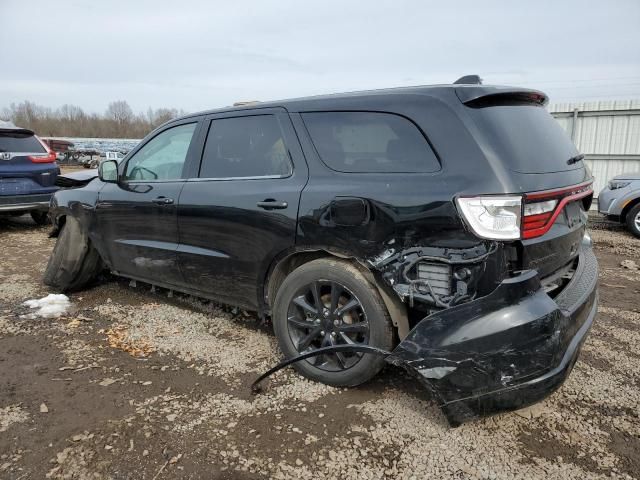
(99, 160, 119, 183)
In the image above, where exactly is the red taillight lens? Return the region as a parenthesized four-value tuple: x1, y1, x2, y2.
(29, 151, 57, 163)
(523, 212, 553, 230)
(522, 181, 593, 239)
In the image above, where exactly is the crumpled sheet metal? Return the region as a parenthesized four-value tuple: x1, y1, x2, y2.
(253, 264, 597, 426)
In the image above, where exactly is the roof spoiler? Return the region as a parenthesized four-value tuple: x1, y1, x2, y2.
(0, 127, 35, 136)
(0, 120, 34, 136)
(455, 86, 548, 107)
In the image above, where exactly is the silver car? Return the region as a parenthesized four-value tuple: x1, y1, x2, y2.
(598, 173, 640, 237)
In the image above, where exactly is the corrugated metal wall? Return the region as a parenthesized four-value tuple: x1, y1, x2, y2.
(549, 100, 640, 197)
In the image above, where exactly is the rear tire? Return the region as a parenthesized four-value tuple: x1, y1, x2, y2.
(272, 258, 394, 387)
(626, 203, 640, 238)
(30, 210, 49, 226)
(43, 217, 102, 292)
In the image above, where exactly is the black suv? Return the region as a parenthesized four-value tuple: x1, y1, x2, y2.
(45, 81, 598, 425)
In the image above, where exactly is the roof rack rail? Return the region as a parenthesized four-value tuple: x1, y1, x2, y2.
(453, 75, 483, 85)
(233, 101, 261, 107)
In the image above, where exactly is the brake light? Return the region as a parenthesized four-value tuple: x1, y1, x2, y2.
(30, 135, 57, 163)
(522, 181, 593, 239)
(29, 151, 57, 163)
(456, 181, 593, 241)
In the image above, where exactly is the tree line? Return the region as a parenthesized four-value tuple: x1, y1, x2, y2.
(1, 100, 187, 139)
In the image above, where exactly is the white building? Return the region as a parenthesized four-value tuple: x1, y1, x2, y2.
(550, 100, 640, 197)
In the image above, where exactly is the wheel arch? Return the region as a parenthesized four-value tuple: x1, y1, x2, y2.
(263, 247, 410, 340)
(620, 195, 640, 223)
(50, 212, 67, 237)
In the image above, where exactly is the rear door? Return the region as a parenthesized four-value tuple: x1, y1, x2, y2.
(96, 119, 201, 285)
(177, 108, 308, 308)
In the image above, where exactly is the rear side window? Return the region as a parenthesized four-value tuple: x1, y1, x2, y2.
(200, 115, 292, 178)
(302, 112, 440, 173)
(0, 133, 46, 153)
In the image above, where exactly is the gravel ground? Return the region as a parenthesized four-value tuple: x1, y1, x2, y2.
(0, 214, 639, 479)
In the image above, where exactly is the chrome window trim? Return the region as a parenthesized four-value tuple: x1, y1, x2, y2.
(187, 174, 290, 182)
(123, 174, 289, 185)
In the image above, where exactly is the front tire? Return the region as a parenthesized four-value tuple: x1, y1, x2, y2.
(272, 258, 394, 387)
(626, 203, 640, 238)
(43, 217, 102, 292)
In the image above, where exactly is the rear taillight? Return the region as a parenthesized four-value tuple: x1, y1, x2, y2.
(522, 182, 593, 239)
(30, 135, 57, 163)
(456, 181, 593, 241)
(456, 196, 522, 240)
(29, 151, 57, 163)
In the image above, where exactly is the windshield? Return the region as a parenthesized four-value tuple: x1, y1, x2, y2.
(466, 104, 580, 174)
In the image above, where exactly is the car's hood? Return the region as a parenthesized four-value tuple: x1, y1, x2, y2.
(612, 172, 640, 181)
(55, 169, 98, 188)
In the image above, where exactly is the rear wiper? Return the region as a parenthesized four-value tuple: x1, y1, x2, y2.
(567, 154, 584, 165)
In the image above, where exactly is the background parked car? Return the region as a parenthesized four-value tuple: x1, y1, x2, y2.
(598, 173, 640, 237)
(41, 138, 75, 162)
(0, 121, 58, 225)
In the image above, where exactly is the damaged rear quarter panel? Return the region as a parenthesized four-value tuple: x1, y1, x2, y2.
(290, 95, 515, 314)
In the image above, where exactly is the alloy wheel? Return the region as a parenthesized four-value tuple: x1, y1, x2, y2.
(286, 280, 370, 372)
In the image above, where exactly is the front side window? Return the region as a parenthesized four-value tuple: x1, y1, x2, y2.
(200, 115, 292, 178)
(124, 123, 196, 181)
(302, 111, 440, 173)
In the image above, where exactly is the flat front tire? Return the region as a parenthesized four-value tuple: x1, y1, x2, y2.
(30, 210, 49, 226)
(43, 217, 101, 292)
(272, 258, 394, 387)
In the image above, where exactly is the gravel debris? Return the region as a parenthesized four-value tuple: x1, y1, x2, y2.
(591, 228, 640, 256)
(1, 215, 639, 479)
(0, 404, 29, 432)
(99, 302, 279, 386)
(0, 274, 40, 302)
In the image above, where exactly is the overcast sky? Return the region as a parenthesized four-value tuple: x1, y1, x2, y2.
(1, 0, 639, 114)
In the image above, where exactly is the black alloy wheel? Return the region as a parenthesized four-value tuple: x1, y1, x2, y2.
(272, 258, 394, 387)
(286, 280, 370, 372)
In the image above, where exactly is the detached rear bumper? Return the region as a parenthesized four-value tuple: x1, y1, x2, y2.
(0, 193, 52, 213)
(387, 242, 598, 426)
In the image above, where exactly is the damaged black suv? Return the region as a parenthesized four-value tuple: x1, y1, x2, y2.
(45, 79, 598, 425)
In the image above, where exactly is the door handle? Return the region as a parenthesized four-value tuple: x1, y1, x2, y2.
(152, 196, 174, 205)
(257, 199, 288, 210)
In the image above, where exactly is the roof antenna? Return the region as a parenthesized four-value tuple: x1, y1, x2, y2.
(453, 75, 483, 85)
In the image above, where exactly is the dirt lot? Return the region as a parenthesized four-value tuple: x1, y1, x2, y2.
(1, 216, 639, 480)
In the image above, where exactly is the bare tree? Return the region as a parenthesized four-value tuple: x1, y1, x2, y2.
(1, 100, 186, 138)
(106, 100, 133, 124)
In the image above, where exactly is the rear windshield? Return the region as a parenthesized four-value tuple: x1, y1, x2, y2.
(0, 133, 46, 153)
(465, 105, 580, 174)
(302, 111, 440, 173)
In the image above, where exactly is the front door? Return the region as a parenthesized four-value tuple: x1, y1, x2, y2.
(96, 120, 200, 286)
(177, 109, 308, 308)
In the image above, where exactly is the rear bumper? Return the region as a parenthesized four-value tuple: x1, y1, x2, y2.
(387, 238, 598, 426)
(0, 193, 52, 213)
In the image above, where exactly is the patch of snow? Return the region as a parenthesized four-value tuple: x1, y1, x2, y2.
(23, 294, 71, 318)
